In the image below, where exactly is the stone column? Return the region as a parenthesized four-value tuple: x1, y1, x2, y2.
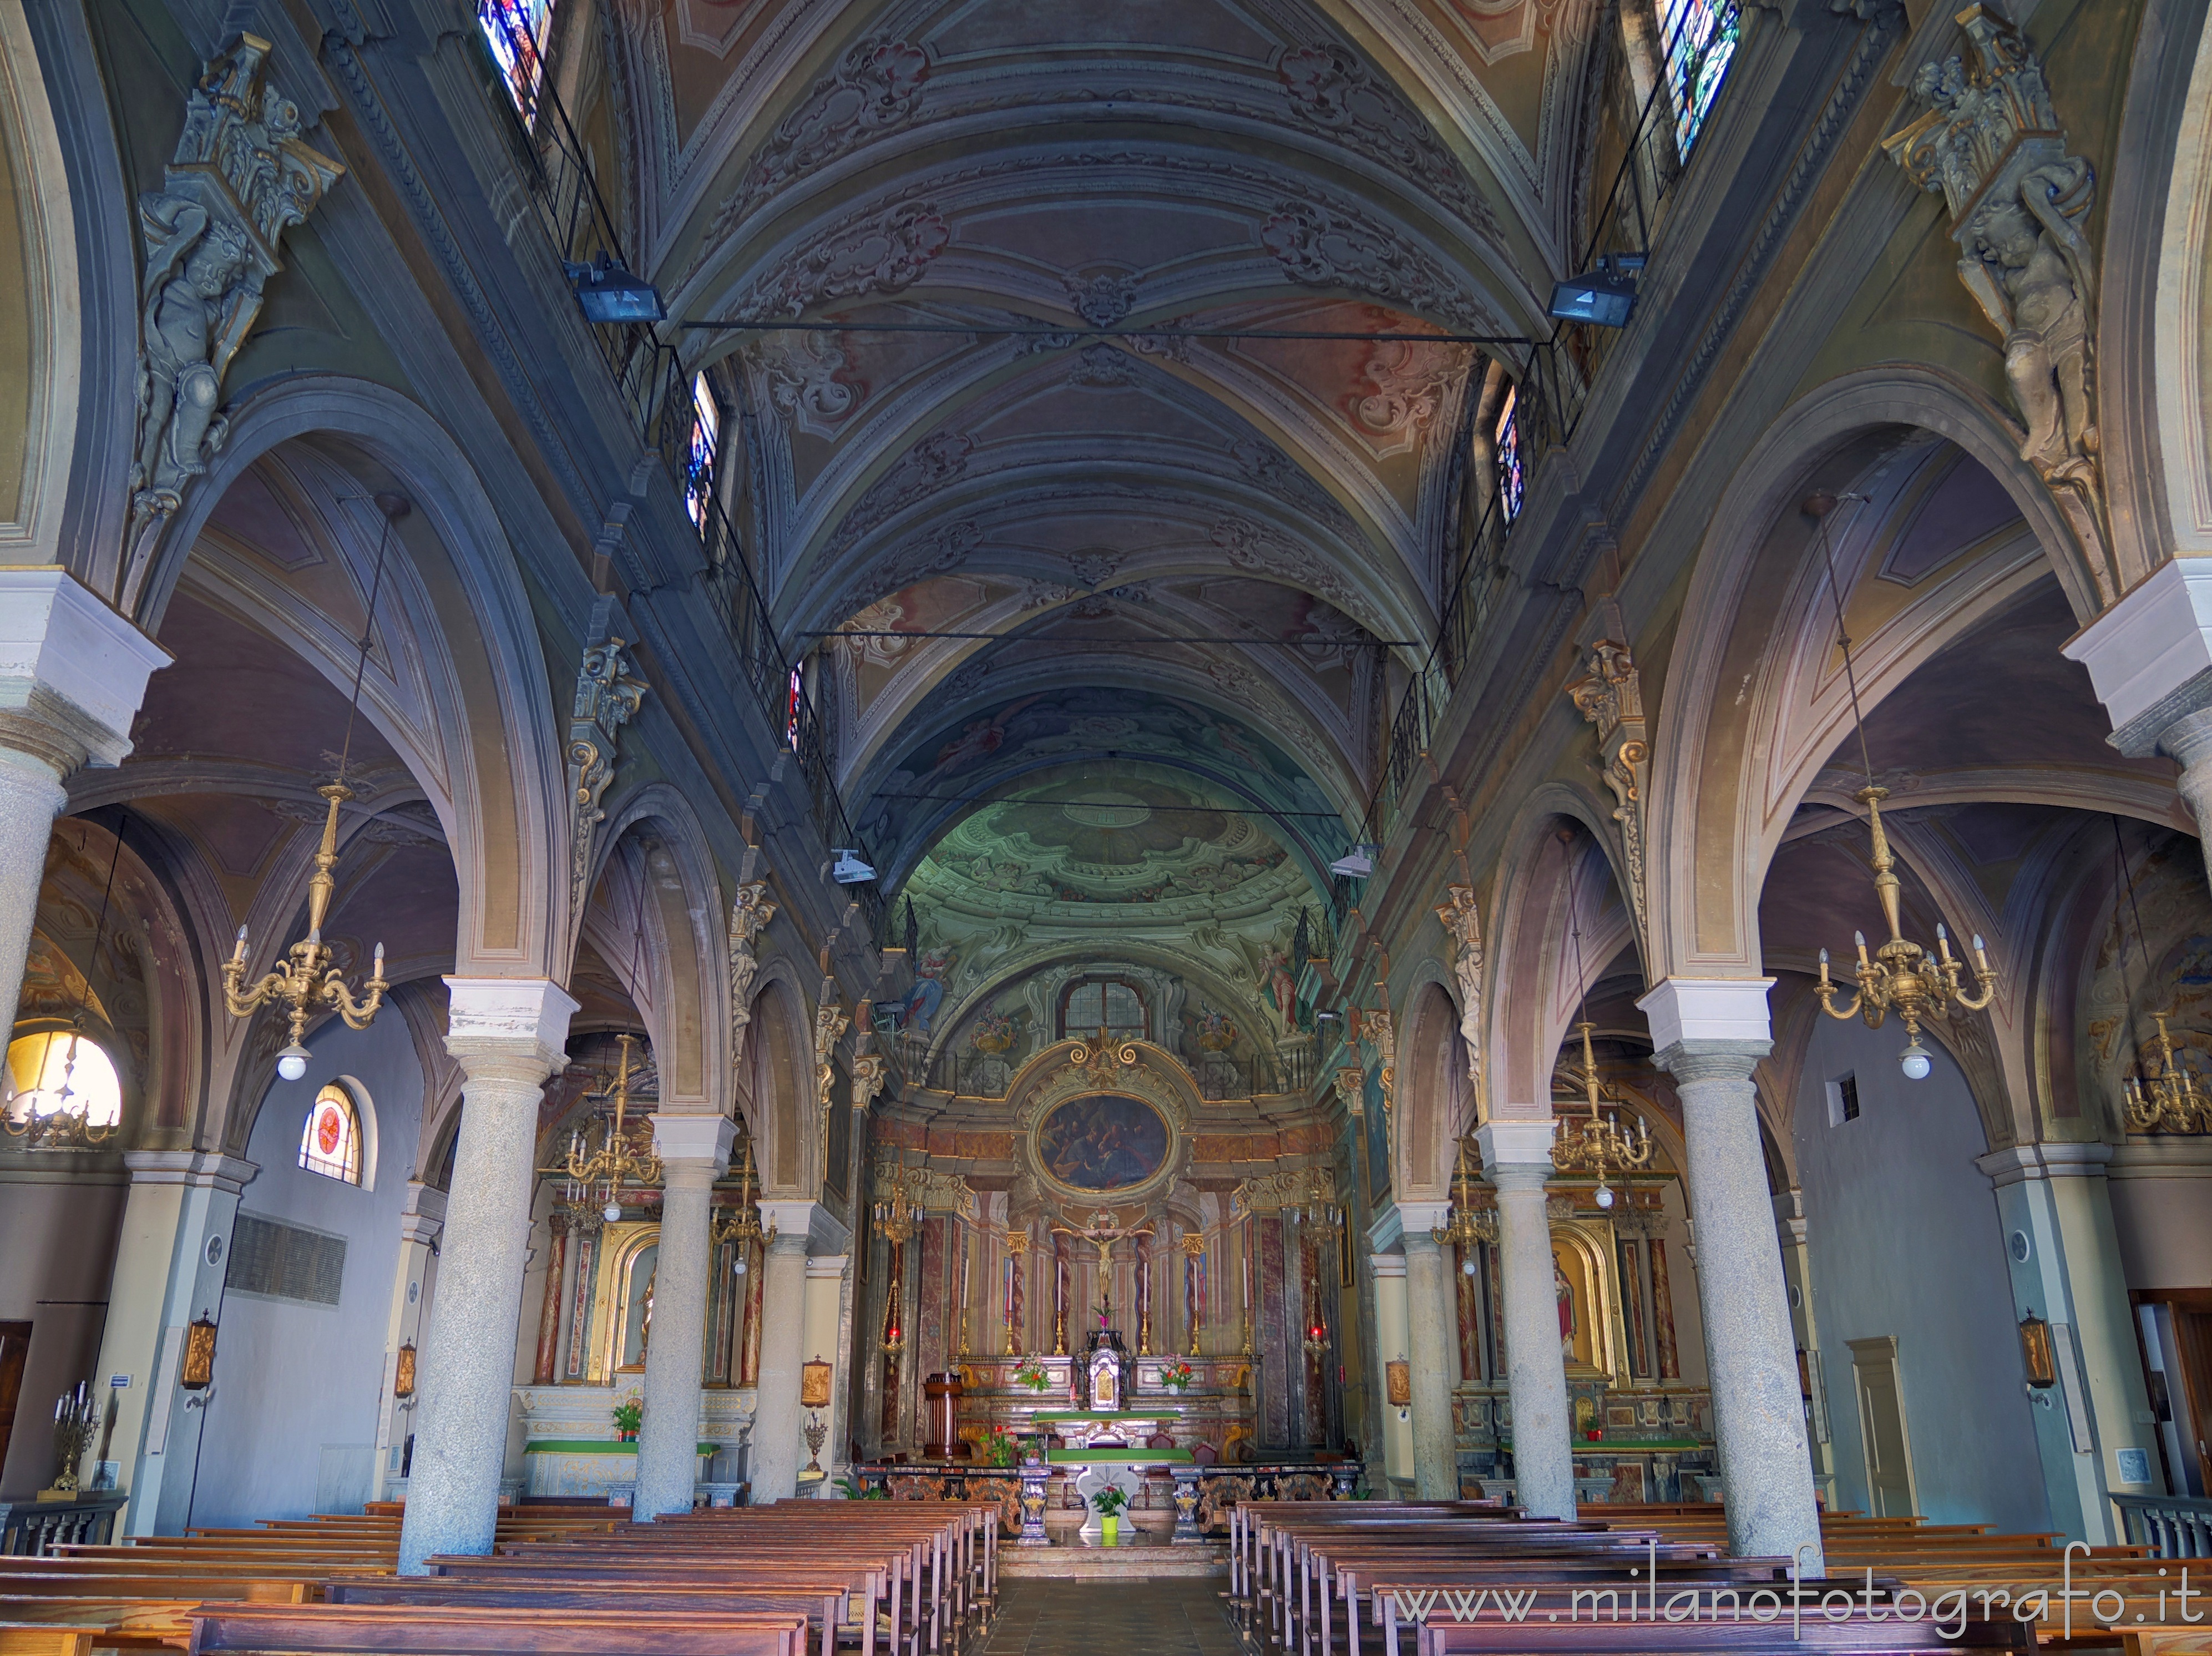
(2063, 558, 2212, 897)
(1398, 1206, 1459, 1500)
(0, 570, 170, 1028)
(399, 978, 575, 1573)
(751, 1204, 817, 1502)
(1640, 979, 1823, 1573)
(1477, 1122, 1577, 1520)
(634, 1115, 734, 1517)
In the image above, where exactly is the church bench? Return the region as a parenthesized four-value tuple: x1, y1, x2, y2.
(184, 1603, 809, 1656)
(0, 1573, 314, 1603)
(328, 1576, 860, 1656)
(1329, 1559, 1793, 1656)
(0, 1626, 105, 1656)
(1409, 1610, 2034, 1656)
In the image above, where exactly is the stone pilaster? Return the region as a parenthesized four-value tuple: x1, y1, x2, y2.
(1641, 977, 1823, 1573)
(1477, 1122, 1577, 1520)
(1398, 1205, 1459, 1500)
(374, 1183, 443, 1503)
(634, 1114, 735, 1517)
(751, 1203, 818, 1502)
(398, 978, 575, 1573)
(0, 569, 169, 1031)
(2063, 558, 2212, 896)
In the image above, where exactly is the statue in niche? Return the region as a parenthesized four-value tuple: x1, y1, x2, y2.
(639, 1269, 655, 1358)
(1262, 946, 1297, 1033)
(1554, 1258, 1575, 1358)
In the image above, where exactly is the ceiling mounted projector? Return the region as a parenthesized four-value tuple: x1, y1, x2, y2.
(831, 849, 877, 883)
(1329, 845, 1378, 879)
(1547, 253, 1645, 328)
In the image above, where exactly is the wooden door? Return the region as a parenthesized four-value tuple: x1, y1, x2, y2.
(1848, 1335, 1917, 1518)
(2174, 1310, 2212, 1494)
(0, 1321, 32, 1473)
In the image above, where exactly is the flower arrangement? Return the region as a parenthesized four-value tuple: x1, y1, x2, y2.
(1012, 1356, 1053, 1394)
(978, 1425, 1020, 1468)
(1157, 1359, 1196, 1391)
(611, 1396, 642, 1440)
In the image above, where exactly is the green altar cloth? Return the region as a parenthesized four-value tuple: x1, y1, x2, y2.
(1044, 1448, 1194, 1465)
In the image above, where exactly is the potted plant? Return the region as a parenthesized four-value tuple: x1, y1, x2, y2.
(1090, 1482, 1130, 1543)
(611, 1397, 642, 1442)
(979, 1426, 1020, 1469)
(1012, 1356, 1052, 1394)
(1158, 1359, 1196, 1392)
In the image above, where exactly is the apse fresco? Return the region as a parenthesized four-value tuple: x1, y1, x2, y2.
(1035, 1093, 1171, 1192)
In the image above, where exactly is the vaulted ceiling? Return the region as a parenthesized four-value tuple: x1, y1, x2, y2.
(598, 0, 1609, 1016)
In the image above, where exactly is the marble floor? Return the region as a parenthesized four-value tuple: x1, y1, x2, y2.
(980, 1578, 1241, 1655)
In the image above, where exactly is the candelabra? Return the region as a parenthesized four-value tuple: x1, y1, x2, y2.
(545, 1034, 661, 1223)
(2122, 1013, 2210, 1134)
(802, 1411, 828, 1477)
(1547, 1021, 1653, 1209)
(49, 1384, 98, 1495)
(1430, 1141, 1497, 1271)
(712, 1142, 774, 1274)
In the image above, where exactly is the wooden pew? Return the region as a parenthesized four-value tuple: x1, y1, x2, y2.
(185, 1603, 808, 1656)
(331, 1576, 857, 1656)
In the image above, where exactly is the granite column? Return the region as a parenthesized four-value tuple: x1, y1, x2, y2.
(1641, 978, 1823, 1573)
(634, 1116, 733, 1517)
(1478, 1122, 1577, 1519)
(399, 978, 575, 1572)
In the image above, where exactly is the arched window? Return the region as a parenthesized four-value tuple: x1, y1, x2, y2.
(3, 1031, 123, 1129)
(1492, 386, 1524, 522)
(299, 1085, 362, 1185)
(479, 0, 556, 124)
(1059, 978, 1148, 1042)
(686, 371, 721, 528)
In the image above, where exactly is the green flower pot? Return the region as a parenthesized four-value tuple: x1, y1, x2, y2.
(1100, 1516, 1118, 1544)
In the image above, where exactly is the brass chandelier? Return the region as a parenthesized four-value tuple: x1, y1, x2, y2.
(1803, 492, 1997, 1078)
(223, 494, 408, 1078)
(712, 1141, 775, 1272)
(1431, 1141, 1496, 1269)
(1549, 1019, 1652, 1209)
(549, 1033, 662, 1223)
(1545, 840, 1651, 1208)
(2108, 821, 2209, 1134)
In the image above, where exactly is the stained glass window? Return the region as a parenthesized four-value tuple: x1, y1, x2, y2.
(1658, 0, 1740, 158)
(786, 664, 804, 750)
(686, 372, 721, 528)
(1493, 386, 1525, 523)
(479, 0, 554, 124)
(299, 1084, 362, 1185)
(2, 1032, 123, 1129)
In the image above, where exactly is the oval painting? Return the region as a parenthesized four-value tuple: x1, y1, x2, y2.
(1035, 1093, 1171, 1193)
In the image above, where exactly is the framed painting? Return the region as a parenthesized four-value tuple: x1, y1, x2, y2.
(1034, 1092, 1170, 1194)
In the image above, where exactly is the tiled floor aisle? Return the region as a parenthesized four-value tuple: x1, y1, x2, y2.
(981, 1578, 1241, 1655)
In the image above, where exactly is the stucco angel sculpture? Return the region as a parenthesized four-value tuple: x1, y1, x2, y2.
(133, 195, 258, 508)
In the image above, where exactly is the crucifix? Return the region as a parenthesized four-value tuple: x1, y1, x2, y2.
(1051, 1208, 1154, 1329)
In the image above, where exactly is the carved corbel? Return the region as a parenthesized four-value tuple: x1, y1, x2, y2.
(127, 36, 344, 538)
(1354, 1007, 1395, 1122)
(1333, 1066, 1365, 1122)
(1881, 5, 2118, 605)
(1433, 885, 1486, 1095)
(813, 999, 850, 1124)
(851, 1050, 889, 1114)
(565, 637, 648, 940)
(1567, 642, 1650, 950)
(727, 881, 777, 1071)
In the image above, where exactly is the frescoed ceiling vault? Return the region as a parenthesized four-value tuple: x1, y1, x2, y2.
(590, 0, 1613, 1043)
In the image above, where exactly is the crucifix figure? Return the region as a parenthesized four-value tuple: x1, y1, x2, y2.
(1051, 1208, 1153, 1329)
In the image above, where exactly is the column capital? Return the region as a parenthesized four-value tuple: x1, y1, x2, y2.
(121, 1149, 259, 1194)
(1638, 976, 1774, 1051)
(0, 569, 170, 775)
(442, 977, 578, 1078)
(1976, 1141, 2114, 1188)
(2062, 557, 2212, 749)
(1396, 1201, 1450, 1255)
(650, 1112, 736, 1170)
(759, 1199, 847, 1254)
(1476, 1119, 1557, 1173)
(1368, 1254, 1408, 1279)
